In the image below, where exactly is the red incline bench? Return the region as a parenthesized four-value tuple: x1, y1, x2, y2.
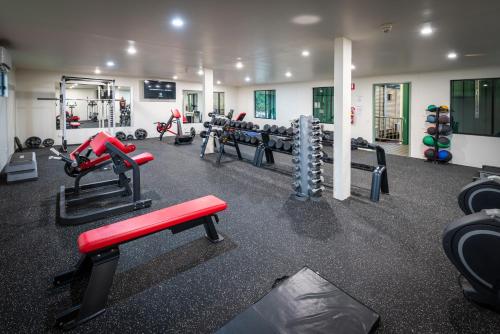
(53, 195, 227, 330)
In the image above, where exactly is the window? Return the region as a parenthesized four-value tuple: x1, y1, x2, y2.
(451, 78, 500, 137)
(313, 87, 333, 123)
(214, 92, 225, 115)
(254, 90, 276, 119)
(0, 71, 7, 97)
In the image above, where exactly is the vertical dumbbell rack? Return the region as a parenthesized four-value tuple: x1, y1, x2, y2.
(291, 115, 324, 201)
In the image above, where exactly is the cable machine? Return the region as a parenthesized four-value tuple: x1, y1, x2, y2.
(38, 76, 116, 151)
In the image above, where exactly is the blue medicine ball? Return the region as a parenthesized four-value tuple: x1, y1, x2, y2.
(427, 115, 437, 123)
(437, 150, 452, 162)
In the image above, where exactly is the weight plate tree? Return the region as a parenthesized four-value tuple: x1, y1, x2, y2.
(291, 115, 324, 200)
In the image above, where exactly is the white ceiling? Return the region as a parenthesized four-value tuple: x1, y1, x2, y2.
(1, 0, 500, 86)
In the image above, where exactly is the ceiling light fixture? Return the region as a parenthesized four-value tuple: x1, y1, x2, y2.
(447, 52, 458, 59)
(94, 68, 101, 74)
(236, 61, 244, 69)
(245, 76, 251, 82)
(106, 61, 115, 67)
(291, 15, 321, 25)
(171, 17, 184, 28)
(173, 75, 178, 80)
(216, 80, 221, 85)
(420, 24, 433, 36)
(127, 45, 137, 55)
(285, 71, 292, 78)
(301, 50, 310, 57)
(351, 64, 356, 70)
(197, 69, 204, 76)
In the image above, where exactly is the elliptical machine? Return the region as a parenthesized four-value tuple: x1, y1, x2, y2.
(442, 167, 500, 312)
(154, 109, 196, 145)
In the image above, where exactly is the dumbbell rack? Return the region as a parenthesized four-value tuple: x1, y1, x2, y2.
(424, 106, 452, 164)
(291, 115, 324, 201)
(200, 114, 243, 166)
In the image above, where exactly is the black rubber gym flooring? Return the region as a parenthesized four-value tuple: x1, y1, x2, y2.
(1, 138, 499, 333)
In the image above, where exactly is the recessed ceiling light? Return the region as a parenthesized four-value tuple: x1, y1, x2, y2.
(351, 64, 356, 70)
(117, 86, 121, 89)
(420, 24, 433, 36)
(301, 50, 310, 57)
(285, 71, 292, 78)
(106, 61, 115, 67)
(173, 75, 178, 80)
(291, 15, 321, 25)
(127, 45, 137, 55)
(144, 80, 149, 84)
(447, 52, 458, 59)
(245, 76, 251, 82)
(94, 68, 101, 74)
(171, 17, 184, 28)
(216, 80, 221, 85)
(236, 61, 244, 69)
(197, 69, 204, 76)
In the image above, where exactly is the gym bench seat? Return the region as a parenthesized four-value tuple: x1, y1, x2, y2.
(53, 195, 227, 330)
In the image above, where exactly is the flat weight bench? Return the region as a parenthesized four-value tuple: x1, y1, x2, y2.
(53, 195, 227, 330)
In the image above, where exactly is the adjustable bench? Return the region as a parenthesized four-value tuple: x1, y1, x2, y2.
(53, 131, 154, 225)
(53, 195, 227, 330)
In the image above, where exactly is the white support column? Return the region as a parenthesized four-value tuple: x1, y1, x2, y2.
(333, 37, 352, 200)
(203, 69, 215, 154)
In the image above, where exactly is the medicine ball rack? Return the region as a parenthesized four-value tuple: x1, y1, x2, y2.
(424, 105, 452, 163)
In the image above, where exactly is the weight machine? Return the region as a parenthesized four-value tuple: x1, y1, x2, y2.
(37, 76, 116, 152)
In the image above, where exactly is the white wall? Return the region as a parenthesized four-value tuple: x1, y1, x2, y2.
(15, 69, 238, 145)
(0, 69, 16, 170)
(237, 67, 500, 168)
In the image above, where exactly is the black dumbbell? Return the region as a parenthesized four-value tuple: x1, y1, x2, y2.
(275, 139, 284, 150)
(270, 125, 278, 133)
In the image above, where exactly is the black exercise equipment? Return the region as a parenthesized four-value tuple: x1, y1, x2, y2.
(154, 109, 195, 144)
(134, 128, 148, 140)
(443, 209, 500, 313)
(25, 136, 42, 148)
(217, 267, 380, 334)
(126, 134, 134, 141)
(50, 131, 153, 225)
(458, 176, 500, 214)
(14, 137, 23, 152)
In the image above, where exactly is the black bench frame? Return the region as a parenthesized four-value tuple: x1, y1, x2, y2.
(57, 142, 152, 225)
(53, 213, 223, 330)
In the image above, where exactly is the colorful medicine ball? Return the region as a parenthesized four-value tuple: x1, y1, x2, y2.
(424, 148, 436, 160)
(427, 105, 438, 112)
(426, 115, 437, 123)
(427, 127, 437, 135)
(439, 124, 452, 136)
(423, 135, 436, 146)
(437, 150, 452, 162)
(437, 136, 450, 148)
(438, 115, 450, 124)
(439, 105, 450, 112)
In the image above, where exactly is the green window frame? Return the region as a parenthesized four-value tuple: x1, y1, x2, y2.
(313, 87, 333, 124)
(451, 78, 500, 137)
(254, 90, 276, 119)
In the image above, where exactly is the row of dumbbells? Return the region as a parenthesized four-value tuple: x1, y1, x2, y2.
(291, 116, 324, 200)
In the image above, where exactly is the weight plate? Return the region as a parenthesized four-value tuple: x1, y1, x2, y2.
(42, 138, 55, 147)
(25, 136, 42, 148)
(116, 131, 127, 141)
(134, 128, 148, 140)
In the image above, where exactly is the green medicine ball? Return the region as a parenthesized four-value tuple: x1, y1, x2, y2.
(423, 135, 435, 147)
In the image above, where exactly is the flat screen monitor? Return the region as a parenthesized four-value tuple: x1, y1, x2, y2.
(143, 80, 176, 100)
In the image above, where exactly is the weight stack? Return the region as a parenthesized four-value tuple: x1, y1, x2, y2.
(291, 115, 324, 201)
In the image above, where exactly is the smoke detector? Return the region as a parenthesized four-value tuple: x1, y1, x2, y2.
(380, 23, 393, 34)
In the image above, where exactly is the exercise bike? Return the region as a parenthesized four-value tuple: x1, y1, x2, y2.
(154, 109, 196, 145)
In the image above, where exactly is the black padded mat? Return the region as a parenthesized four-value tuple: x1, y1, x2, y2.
(216, 267, 380, 334)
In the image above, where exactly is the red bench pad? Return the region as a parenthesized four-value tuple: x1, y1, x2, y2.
(124, 152, 155, 168)
(78, 195, 227, 254)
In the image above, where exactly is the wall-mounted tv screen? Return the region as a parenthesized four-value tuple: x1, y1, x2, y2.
(143, 80, 176, 100)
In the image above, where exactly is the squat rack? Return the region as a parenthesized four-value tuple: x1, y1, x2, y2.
(38, 76, 116, 151)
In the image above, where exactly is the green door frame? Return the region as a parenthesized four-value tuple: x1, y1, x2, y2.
(372, 82, 411, 146)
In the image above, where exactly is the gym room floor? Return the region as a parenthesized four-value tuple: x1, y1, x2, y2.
(0, 138, 499, 333)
